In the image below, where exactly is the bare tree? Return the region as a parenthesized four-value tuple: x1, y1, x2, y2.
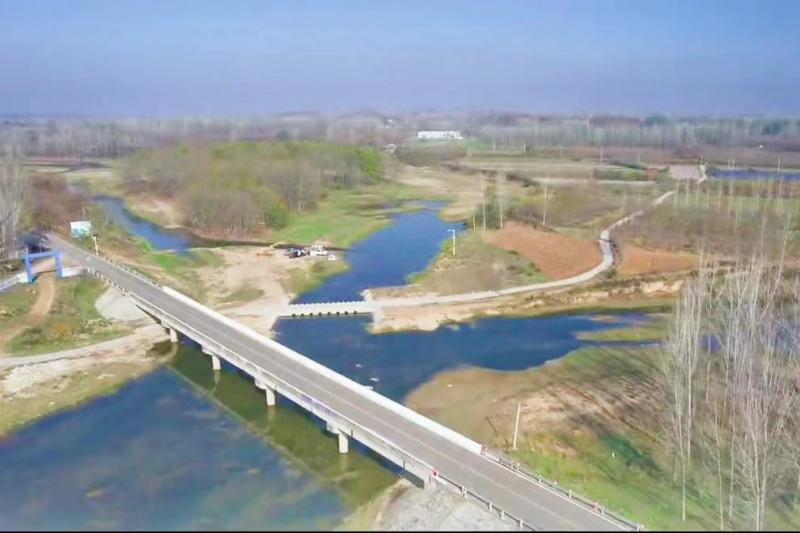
(0, 151, 29, 264)
(661, 265, 709, 522)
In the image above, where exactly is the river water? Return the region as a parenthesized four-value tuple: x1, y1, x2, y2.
(0, 200, 651, 530)
(709, 168, 800, 181)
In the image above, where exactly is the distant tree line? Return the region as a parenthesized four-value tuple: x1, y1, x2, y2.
(123, 141, 383, 234)
(4, 114, 800, 160)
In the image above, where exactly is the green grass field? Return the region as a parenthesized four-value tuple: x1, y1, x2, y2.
(275, 182, 426, 248)
(7, 278, 126, 356)
(284, 259, 350, 297)
(221, 285, 265, 304)
(576, 315, 669, 341)
(404, 230, 546, 294)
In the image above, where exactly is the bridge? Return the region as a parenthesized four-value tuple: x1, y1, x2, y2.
(47, 232, 638, 531)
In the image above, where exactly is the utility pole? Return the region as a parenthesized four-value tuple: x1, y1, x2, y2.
(512, 402, 522, 450)
(92, 234, 99, 255)
(498, 173, 505, 229)
(482, 174, 487, 231)
(448, 229, 457, 256)
(542, 183, 549, 227)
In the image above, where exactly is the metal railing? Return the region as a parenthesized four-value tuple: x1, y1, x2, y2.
(483, 448, 644, 531)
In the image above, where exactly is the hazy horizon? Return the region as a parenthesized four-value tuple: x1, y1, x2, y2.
(2, 0, 799, 118)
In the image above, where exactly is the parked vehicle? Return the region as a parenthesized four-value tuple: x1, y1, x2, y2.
(309, 245, 327, 257)
(286, 247, 308, 258)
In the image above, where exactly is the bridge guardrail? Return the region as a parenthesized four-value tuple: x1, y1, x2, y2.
(0, 273, 25, 293)
(482, 449, 643, 531)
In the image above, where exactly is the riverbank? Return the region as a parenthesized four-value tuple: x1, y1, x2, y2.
(368, 273, 681, 334)
(0, 325, 171, 437)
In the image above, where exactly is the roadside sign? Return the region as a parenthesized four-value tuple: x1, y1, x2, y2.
(70, 220, 92, 239)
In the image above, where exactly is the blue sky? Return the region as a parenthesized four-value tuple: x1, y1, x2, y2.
(1, 0, 798, 117)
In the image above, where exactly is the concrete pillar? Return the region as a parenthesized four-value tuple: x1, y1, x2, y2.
(211, 354, 221, 372)
(337, 431, 349, 454)
(168, 328, 178, 343)
(265, 386, 276, 407)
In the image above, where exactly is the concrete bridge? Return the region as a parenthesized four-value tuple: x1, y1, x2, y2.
(47, 233, 638, 532)
(277, 300, 379, 318)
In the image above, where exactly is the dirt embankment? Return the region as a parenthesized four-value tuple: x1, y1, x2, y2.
(405, 344, 664, 452)
(486, 222, 602, 280)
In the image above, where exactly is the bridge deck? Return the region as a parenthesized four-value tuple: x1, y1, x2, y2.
(49, 234, 631, 532)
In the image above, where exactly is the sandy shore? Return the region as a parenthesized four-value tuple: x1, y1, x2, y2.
(369, 275, 682, 334)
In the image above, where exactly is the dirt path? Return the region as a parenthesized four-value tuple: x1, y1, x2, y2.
(28, 272, 56, 322)
(0, 271, 58, 355)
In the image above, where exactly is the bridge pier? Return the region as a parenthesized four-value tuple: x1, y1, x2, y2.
(338, 432, 349, 454)
(265, 386, 276, 406)
(326, 422, 349, 454)
(168, 327, 178, 343)
(202, 346, 221, 371)
(255, 380, 277, 407)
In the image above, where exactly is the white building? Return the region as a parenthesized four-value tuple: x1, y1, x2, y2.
(416, 130, 463, 140)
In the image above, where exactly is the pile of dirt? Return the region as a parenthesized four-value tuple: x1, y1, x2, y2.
(486, 222, 602, 280)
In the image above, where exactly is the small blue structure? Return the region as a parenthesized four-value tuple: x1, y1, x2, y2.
(23, 250, 63, 283)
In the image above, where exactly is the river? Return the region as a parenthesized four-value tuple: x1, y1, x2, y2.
(0, 199, 652, 530)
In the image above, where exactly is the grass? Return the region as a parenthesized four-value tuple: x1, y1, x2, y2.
(221, 285, 265, 304)
(7, 278, 126, 356)
(620, 187, 800, 257)
(275, 182, 426, 248)
(576, 315, 669, 341)
(403, 230, 546, 294)
(284, 258, 349, 297)
(0, 283, 38, 320)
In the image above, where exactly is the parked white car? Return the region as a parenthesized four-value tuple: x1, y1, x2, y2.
(309, 245, 327, 257)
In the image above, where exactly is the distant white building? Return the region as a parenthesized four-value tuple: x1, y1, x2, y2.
(416, 130, 463, 140)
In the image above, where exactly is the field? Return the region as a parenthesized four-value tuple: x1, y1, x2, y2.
(397, 230, 546, 295)
(616, 245, 698, 277)
(274, 182, 427, 247)
(618, 180, 800, 258)
(457, 155, 666, 183)
(486, 222, 602, 280)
